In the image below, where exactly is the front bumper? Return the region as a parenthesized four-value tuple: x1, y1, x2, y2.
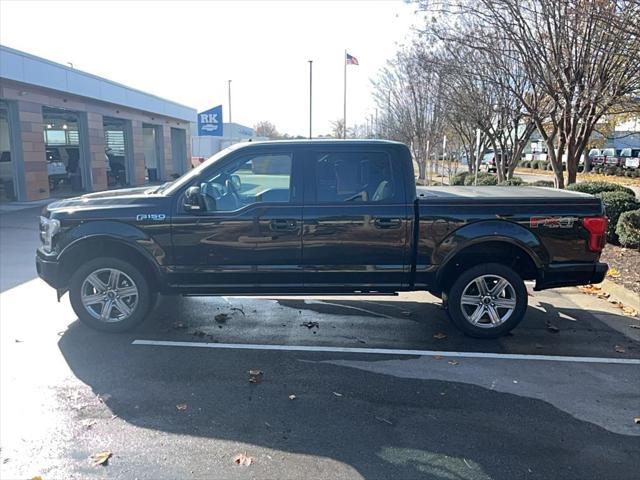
(535, 262, 607, 291)
(36, 249, 62, 289)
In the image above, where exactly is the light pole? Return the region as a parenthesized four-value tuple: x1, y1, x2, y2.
(308, 60, 313, 139)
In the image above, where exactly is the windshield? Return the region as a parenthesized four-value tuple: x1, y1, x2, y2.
(161, 143, 246, 195)
(602, 148, 615, 156)
(621, 148, 632, 157)
(588, 149, 600, 157)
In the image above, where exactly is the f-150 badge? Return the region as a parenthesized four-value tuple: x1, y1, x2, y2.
(136, 214, 166, 221)
(530, 216, 574, 228)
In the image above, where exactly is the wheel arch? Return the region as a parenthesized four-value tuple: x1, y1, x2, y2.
(435, 237, 541, 294)
(58, 235, 164, 291)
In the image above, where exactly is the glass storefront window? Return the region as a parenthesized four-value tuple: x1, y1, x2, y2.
(43, 107, 83, 194)
(103, 118, 130, 188)
(142, 124, 160, 183)
(0, 102, 16, 202)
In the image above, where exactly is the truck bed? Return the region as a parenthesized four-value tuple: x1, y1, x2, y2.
(417, 186, 601, 205)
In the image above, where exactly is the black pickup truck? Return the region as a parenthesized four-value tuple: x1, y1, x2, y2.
(36, 140, 608, 338)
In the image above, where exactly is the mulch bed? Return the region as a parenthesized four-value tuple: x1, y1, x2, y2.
(600, 244, 640, 294)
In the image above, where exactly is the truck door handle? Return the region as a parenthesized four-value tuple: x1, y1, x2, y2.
(374, 218, 402, 229)
(270, 219, 298, 232)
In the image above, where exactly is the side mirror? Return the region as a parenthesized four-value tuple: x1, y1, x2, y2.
(184, 185, 205, 212)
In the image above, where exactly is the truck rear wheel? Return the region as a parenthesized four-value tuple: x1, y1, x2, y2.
(445, 263, 527, 338)
(69, 257, 154, 333)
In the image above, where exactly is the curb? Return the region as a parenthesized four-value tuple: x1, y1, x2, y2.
(600, 279, 640, 311)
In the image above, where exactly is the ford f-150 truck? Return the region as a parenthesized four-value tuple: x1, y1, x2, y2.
(36, 140, 608, 338)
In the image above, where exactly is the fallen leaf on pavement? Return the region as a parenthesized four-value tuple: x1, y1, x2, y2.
(31, 477, 43, 480)
(629, 324, 640, 329)
(92, 451, 112, 466)
(82, 420, 97, 429)
(300, 321, 319, 329)
(433, 355, 444, 360)
(448, 360, 460, 366)
(172, 322, 187, 329)
(580, 285, 602, 295)
(288, 394, 297, 400)
(607, 267, 621, 278)
(215, 313, 229, 323)
(545, 321, 560, 333)
(634, 416, 640, 425)
(249, 369, 263, 384)
(176, 403, 187, 411)
(622, 306, 639, 317)
(402, 311, 412, 316)
(233, 452, 253, 466)
(615, 345, 626, 353)
(433, 332, 447, 340)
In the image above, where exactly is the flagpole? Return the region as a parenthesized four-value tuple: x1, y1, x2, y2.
(308, 60, 313, 139)
(343, 49, 347, 139)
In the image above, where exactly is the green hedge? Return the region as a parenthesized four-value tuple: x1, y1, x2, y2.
(566, 181, 636, 197)
(451, 171, 471, 186)
(463, 172, 498, 186)
(616, 209, 640, 249)
(499, 177, 524, 186)
(596, 191, 640, 243)
(530, 180, 555, 187)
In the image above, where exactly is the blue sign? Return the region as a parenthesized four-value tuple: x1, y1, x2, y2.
(197, 105, 223, 136)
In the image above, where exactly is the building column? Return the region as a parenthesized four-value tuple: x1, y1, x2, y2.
(162, 124, 173, 179)
(17, 100, 48, 200)
(131, 120, 145, 186)
(86, 112, 107, 191)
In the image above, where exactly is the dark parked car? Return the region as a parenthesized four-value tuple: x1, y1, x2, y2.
(36, 140, 608, 338)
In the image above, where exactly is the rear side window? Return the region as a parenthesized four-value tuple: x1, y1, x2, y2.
(313, 151, 397, 203)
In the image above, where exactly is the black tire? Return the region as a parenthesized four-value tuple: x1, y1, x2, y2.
(445, 263, 527, 339)
(69, 257, 154, 333)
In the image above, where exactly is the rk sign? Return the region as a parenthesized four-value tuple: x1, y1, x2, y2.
(197, 105, 223, 136)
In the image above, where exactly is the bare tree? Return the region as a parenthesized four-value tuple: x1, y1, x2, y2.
(421, 0, 640, 187)
(254, 121, 280, 139)
(372, 44, 445, 184)
(330, 118, 346, 139)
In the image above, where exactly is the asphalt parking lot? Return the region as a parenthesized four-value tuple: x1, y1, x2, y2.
(1, 207, 639, 480)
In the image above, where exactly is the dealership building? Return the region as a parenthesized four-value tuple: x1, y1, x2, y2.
(0, 45, 196, 202)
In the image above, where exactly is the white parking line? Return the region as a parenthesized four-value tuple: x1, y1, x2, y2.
(132, 340, 640, 365)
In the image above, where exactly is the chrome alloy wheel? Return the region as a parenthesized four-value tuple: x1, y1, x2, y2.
(460, 274, 517, 328)
(80, 268, 139, 323)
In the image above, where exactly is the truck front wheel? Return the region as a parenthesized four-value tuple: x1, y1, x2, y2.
(69, 257, 154, 333)
(445, 263, 527, 338)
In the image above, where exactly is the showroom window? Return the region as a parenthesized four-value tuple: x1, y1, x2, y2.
(142, 124, 162, 183)
(103, 117, 131, 188)
(42, 107, 84, 194)
(0, 101, 16, 202)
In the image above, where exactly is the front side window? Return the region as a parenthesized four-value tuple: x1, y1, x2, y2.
(314, 151, 396, 203)
(199, 152, 292, 212)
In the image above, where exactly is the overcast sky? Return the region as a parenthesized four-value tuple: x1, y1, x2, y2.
(0, 0, 419, 136)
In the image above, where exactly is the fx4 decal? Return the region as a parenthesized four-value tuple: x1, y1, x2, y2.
(530, 216, 575, 229)
(136, 213, 167, 222)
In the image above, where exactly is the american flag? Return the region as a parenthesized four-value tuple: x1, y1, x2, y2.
(346, 53, 359, 65)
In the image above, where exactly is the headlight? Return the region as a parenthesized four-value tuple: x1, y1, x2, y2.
(39, 216, 60, 253)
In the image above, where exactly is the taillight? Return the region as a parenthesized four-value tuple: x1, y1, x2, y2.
(583, 216, 608, 252)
